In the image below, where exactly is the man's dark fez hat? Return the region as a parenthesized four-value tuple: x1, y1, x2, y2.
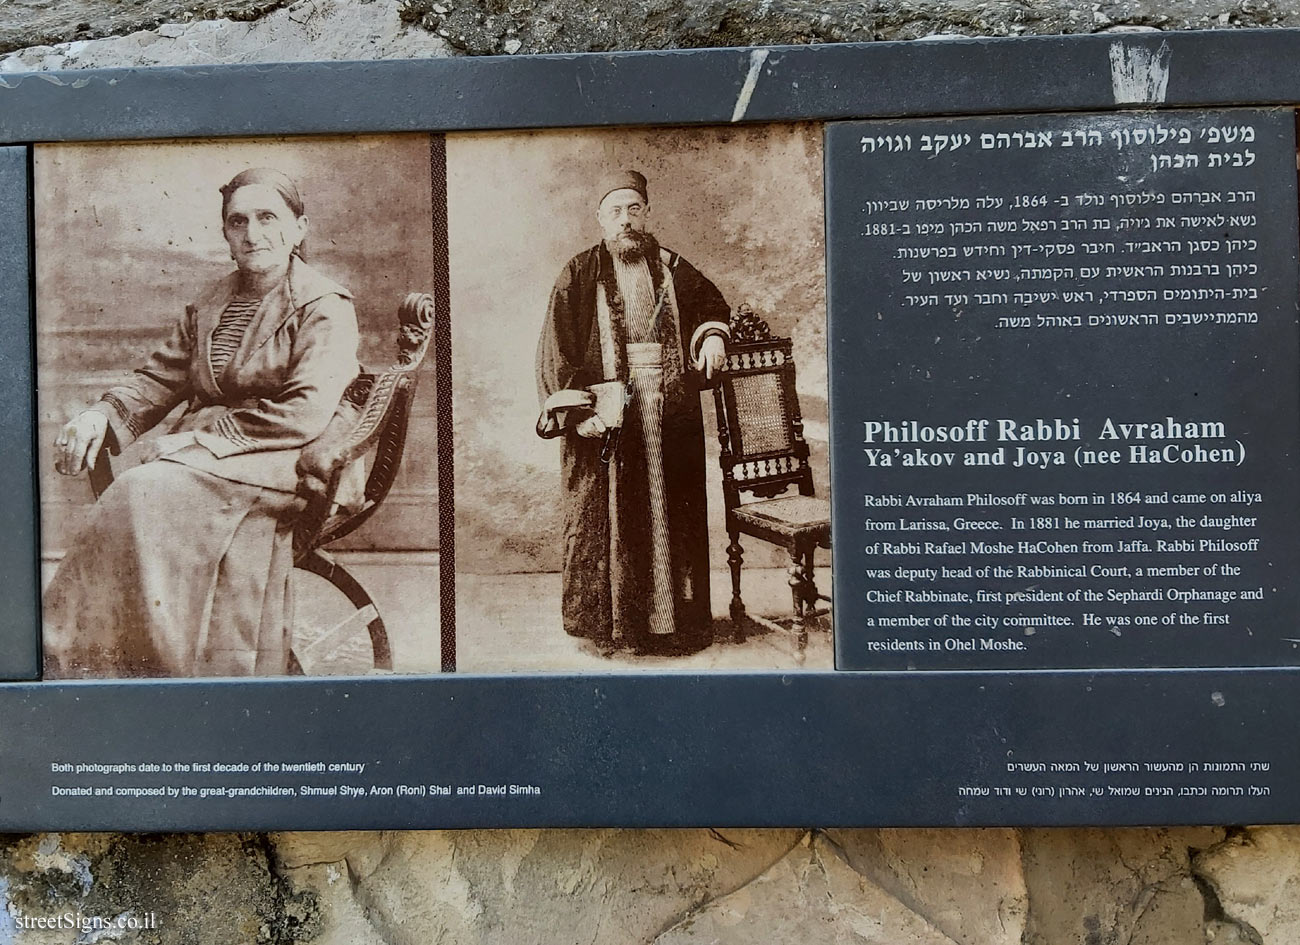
(599, 169, 649, 205)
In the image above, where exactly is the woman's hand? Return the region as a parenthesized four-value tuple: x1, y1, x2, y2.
(575, 415, 607, 439)
(54, 411, 108, 476)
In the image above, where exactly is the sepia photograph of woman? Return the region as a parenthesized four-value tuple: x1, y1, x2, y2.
(45, 167, 359, 678)
(37, 137, 442, 680)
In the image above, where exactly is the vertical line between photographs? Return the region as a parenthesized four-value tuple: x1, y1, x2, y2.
(431, 133, 456, 673)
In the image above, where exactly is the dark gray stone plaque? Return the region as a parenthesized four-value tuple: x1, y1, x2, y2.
(828, 108, 1300, 671)
(0, 147, 39, 681)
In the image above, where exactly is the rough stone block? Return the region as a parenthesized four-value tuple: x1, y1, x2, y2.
(272, 828, 804, 944)
(0, 0, 448, 71)
(1195, 826, 1300, 943)
(828, 828, 1026, 945)
(655, 833, 959, 944)
(1020, 826, 1225, 945)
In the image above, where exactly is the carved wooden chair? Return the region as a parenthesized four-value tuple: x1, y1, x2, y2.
(712, 306, 831, 652)
(88, 292, 436, 674)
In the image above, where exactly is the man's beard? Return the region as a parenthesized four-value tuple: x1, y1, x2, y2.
(606, 229, 658, 263)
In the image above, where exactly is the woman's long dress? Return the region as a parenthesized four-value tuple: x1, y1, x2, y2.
(43, 259, 361, 678)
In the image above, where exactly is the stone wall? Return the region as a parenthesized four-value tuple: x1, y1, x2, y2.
(3, 3, 1300, 943)
(1, 827, 1297, 942)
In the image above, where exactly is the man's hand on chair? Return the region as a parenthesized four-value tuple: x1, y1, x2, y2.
(694, 334, 727, 380)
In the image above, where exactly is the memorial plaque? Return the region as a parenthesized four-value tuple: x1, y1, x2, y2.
(828, 108, 1300, 671)
(4, 37, 1300, 829)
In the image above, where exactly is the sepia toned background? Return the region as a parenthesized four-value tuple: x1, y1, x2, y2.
(35, 135, 441, 674)
(448, 124, 831, 671)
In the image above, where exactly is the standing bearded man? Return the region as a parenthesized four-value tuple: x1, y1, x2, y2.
(536, 170, 731, 655)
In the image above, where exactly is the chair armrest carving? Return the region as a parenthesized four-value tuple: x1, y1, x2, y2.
(293, 292, 436, 559)
(295, 375, 378, 496)
(730, 302, 773, 343)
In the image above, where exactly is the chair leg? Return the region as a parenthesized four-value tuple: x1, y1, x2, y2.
(789, 547, 807, 653)
(296, 550, 393, 671)
(803, 549, 820, 614)
(727, 530, 746, 625)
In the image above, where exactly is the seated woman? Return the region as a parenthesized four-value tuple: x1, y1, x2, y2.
(45, 167, 361, 678)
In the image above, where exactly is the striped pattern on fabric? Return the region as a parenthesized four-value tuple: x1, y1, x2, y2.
(212, 413, 259, 451)
(209, 297, 262, 379)
(612, 257, 660, 343)
(626, 343, 676, 635)
(100, 392, 147, 439)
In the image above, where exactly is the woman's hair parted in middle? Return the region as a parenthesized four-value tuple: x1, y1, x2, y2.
(219, 167, 306, 219)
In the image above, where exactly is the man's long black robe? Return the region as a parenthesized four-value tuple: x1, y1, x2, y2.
(536, 242, 730, 650)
